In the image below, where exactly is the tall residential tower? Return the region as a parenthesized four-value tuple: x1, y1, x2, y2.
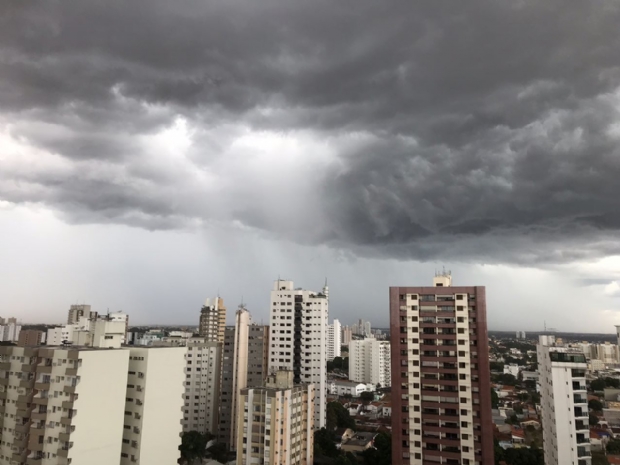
(268, 280, 328, 429)
(199, 297, 227, 342)
(538, 335, 591, 465)
(389, 273, 493, 465)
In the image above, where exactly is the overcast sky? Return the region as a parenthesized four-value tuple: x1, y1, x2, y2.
(2, 0, 620, 332)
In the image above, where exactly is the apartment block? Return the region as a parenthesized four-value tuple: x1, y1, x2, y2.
(0, 324, 21, 343)
(236, 371, 314, 465)
(121, 347, 186, 465)
(47, 311, 129, 349)
(0, 346, 130, 465)
(349, 337, 391, 387)
(67, 304, 97, 325)
(327, 319, 341, 362)
(389, 273, 493, 465)
(199, 297, 226, 342)
(342, 326, 352, 346)
(218, 309, 269, 449)
(538, 335, 591, 465)
(183, 338, 222, 434)
(17, 330, 44, 347)
(268, 280, 328, 429)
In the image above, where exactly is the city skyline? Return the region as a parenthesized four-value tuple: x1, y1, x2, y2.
(4, 0, 620, 332)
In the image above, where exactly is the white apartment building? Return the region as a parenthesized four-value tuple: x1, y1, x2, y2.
(268, 279, 328, 429)
(327, 319, 341, 361)
(67, 304, 97, 324)
(0, 346, 130, 465)
(327, 379, 374, 397)
(0, 323, 21, 343)
(47, 311, 129, 349)
(183, 338, 223, 434)
(236, 371, 314, 465)
(342, 326, 352, 346)
(349, 337, 391, 387)
(538, 335, 591, 465)
(121, 347, 186, 465)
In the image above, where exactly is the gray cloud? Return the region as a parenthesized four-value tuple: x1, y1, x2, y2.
(2, 0, 620, 264)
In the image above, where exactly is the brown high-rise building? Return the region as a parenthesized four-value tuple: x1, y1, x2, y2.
(389, 273, 493, 465)
(199, 297, 226, 342)
(17, 329, 44, 347)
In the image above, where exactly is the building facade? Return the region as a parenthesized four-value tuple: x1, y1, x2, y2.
(389, 273, 494, 465)
(342, 326, 352, 346)
(327, 319, 342, 361)
(268, 279, 328, 429)
(0, 346, 130, 465)
(67, 304, 97, 325)
(183, 338, 223, 435)
(218, 312, 270, 449)
(0, 323, 21, 343)
(236, 371, 314, 465)
(199, 297, 227, 342)
(17, 329, 44, 347)
(349, 337, 391, 387)
(121, 347, 186, 465)
(47, 312, 129, 349)
(538, 335, 591, 465)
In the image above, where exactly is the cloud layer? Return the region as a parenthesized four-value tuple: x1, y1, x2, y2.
(3, 0, 620, 264)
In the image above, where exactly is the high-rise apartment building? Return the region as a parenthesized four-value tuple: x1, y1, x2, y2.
(268, 279, 328, 429)
(199, 297, 227, 342)
(0, 346, 130, 465)
(538, 335, 591, 465)
(183, 338, 223, 434)
(218, 308, 269, 449)
(389, 273, 493, 465)
(17, 329, 44, 347)
(0, 323, 21, 343)
(349, 337, 391, 387)
(327, 319, 342, 361)
(67, 304, 97, 324)
(47, 311, 129, 348)
(0, 345, 186, 465)
(122, 347, 186, 465)
(352, 319, 371, 337)
(236, 371, 314, 465)
(342, 326, 352, 346)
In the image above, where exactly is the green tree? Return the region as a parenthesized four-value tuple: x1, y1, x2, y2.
(589, 399, 604, 412)
(607, 437, 620, 454)
(590, 378, 606, 392)
(590, 413, 600, 426)
(179, 431, 209, 464)
(503, 446, 543, 465)
(314, 428, 339, 458)
(361, 432, 391, 465)
(326, 402, 356, 431)
(360, 391, 374, 404)
(490, 361, 504, 371)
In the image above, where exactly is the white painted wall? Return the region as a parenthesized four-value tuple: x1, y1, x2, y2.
(69, 349, 130, 465)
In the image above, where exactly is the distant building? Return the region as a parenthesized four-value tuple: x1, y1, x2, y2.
(67, 304, 97, 324)
(342, 326, 352, 345)
(327, 319, 342, 361)
(538, 334, 591, 465)
(236, 371, 314, 465)
(352, 319, 371, 337)
(17, 329, 44, 347)
(349, 337, 391, 387)
(199, 297, 227, 342)
(0, 322, 21, 342)
(328, 379, 374, 397)
(182, 337, 223, 434)
(218, 305, 270, 450)
(46, 311, 129, 349)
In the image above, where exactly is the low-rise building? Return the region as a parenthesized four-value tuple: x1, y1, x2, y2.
(328, 379, 374, 397)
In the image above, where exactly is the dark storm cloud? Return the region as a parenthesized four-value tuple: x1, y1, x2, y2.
(2, 0, 620, 263)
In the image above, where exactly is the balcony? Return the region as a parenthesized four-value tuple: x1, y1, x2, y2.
(63, 385, 76, 394)
(0, 362, 11, 370)
(574, 408, 588, 419)
(576, 434, 589, 444)
(15, 422, 31, 433)
(21, 364, 36, 373)
(574, 395, 587, 405)
(0, 378, 8, 386)
(60, 417, 73, 426)
(577, 446, 591, 458)
(34, 382, 49, 391)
